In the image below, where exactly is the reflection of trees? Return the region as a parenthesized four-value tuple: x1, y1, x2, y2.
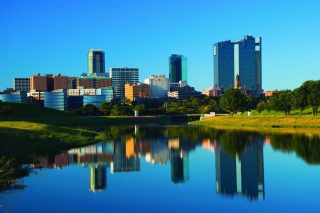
(270, 134, 320, 164)
(106, 125, 221, 143)
(0, 157, 29, 192)
(219, 131, 253, 156)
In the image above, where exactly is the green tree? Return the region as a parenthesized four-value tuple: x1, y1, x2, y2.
(81, 104, 98, 116)
(219, 88, 247, 116)
(111, 105, 132, 116)
(292, 84, 309, 116)
(269, 90, 293, 115)
(133, 104, 145, 115)
(305, 80, 320, 116)
(255, 100, 265, 115)
(124, 97, 132, 105)
(99, 102, 113, 117)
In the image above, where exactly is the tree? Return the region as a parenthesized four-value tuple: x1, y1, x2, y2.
(133, 104, 145, 115)
(219, 88, 247, 116)
(111, 105, 132, 116)
(124, 97, 132, 105)
(305, 80, 320, 116)
(1, 105, 12, 120)
(269, 90, 293, 115)
(255, 100, 265, 115)
(99, 102, 113, 117)
(81, 104, 98, 116)
(292, 85, 309, 116)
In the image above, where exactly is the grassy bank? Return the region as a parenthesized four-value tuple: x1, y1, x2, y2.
(0, 102, 170, 129)
(191, 108, 320, 133)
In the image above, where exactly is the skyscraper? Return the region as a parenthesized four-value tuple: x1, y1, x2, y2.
(109, 67, 139, 100)
(213, 35, 262, 96)
(169, 54, 188, 83)
(88, 49, 105, 75)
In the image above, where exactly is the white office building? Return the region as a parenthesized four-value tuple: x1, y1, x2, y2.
(144, 74, 169, 98)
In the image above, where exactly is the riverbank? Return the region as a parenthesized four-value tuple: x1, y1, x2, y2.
(190, 114, 320, 134)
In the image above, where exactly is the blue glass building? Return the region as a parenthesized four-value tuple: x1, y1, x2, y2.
(96, 88, 114, 102)
(0, 91, 27, 103)
(83, 95, 106, 108)
(213, 35, 262, 96)
(169, 54, 188, 83)
(44, 89, 68, 111)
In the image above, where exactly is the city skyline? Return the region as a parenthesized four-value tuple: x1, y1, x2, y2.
(1, 0, 319, 92)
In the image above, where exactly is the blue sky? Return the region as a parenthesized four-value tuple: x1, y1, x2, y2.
(1, 0, 319, 92)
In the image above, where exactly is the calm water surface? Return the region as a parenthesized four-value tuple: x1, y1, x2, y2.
(1, 125, 320, 213)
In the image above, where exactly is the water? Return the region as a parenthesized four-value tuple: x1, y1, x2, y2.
(1, 125, 320, 213)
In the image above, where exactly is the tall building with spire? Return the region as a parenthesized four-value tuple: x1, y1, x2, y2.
(169, 54, 188, 83)
(213, 35, 262, 96)
(88, 49, 105, 75)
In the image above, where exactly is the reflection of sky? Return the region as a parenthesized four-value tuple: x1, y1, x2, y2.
(2, 142, 320, 212)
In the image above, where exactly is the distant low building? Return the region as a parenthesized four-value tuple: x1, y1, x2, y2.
(125, 83, 150, 101)
(0, 91, 27, 103)
(167, 84, 202, 100)
(201, 86, 222, 96)
(263, 90, 278, 97)
(44, 89, 68, 111)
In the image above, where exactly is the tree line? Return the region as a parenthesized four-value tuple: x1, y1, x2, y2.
(76, 79, 320, 117)
(256, 80, 320, 116)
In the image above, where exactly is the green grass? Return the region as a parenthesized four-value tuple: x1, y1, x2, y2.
(191, 108, 320, 133)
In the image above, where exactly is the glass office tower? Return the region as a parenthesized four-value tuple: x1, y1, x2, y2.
(169, 54, 188, 83)
(88, 49, 105, 75)
(213, 35, 262, 96)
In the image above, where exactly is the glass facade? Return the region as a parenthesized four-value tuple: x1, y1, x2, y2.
(96, 87, 114, 102)
(0, 92, 27, 103)
(109, 68, 139, 100)
(44, 90, 68, 111)
(169, 54, 188, 83)
(83, 95, 106, 108)
(213, 35, 262, 96)
(88, 49, 105, 75)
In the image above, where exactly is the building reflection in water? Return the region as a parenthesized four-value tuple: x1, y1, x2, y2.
(111, 136, 140, 173)
(215, 137, 265, 201)
(31, 135, 263, 195)
(169, 138, 189, 184)
(32, 142, 114, 193)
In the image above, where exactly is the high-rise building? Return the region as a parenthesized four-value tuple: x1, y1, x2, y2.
(144, 74, 170, 98)
(213, 35, 262, 96)
(169, 54, 188, 83)
(88, 49, 105, 75)
(13, 78, 30, 92)
(109, 68, 139, 101)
